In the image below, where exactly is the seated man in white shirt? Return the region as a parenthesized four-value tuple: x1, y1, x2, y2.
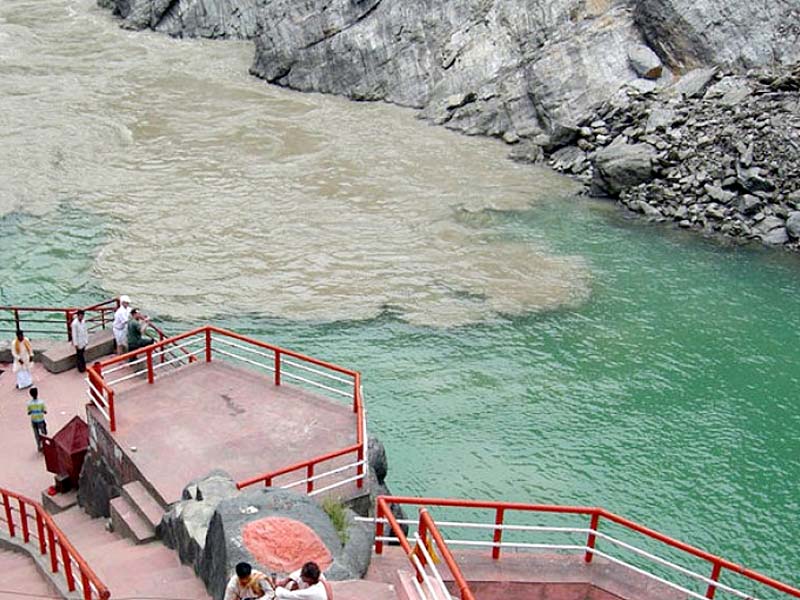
(274, 562, 332, 600)
(225, 561, 270, 600)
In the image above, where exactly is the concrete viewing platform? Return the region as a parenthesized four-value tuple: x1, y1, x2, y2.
(88, 359, 363, 506)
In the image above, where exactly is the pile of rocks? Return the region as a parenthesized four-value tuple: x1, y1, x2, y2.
(547, 64, 800, 250)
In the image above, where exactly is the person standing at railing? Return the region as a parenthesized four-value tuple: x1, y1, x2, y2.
(126, 308, 155, 352)
(11, 329, 33, 389)
(112, 295, 131, 354)
(274, 562, 332, 600)
(26, 387, 47, 452)
(70, 310, 89, 373)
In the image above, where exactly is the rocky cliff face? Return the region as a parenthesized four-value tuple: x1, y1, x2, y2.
(105, 0, 800, 147)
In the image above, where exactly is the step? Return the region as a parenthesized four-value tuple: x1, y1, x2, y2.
(40, 329, 115, 373)
(331, 579, 399, 600)
(121, 480, 166, 530)
(40, 489, 78, 514)
(110, 495, 156, 544)
(0, 549, 58, 596)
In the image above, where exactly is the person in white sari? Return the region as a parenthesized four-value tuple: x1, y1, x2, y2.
(11, 330, 33, 389)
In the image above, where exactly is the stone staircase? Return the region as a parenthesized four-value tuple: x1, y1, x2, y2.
(110, 481, 164, 544)
(0, 547, 59, 600)
(51, 506, 209, 598)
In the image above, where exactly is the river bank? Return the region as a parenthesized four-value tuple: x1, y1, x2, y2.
(544, 64, 800, 251)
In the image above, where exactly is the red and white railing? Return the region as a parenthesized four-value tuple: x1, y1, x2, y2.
(0, 487, 109, 600)
(371, 497, 800, 600)
(0, 297, 119, 341)
(86, 325, 367, 497)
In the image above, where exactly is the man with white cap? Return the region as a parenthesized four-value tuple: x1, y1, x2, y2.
(112, 295, 132, 354)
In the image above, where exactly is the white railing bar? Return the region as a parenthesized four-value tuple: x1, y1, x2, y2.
(105, 369, 144, 386)
(308, 472, 365, 497)
(410, 549, 442, 600)
(590, 548, 725, 600)
(151, 337, 204, 358)
(409, 568, 427, 600)
(281, 357, 354, 386)
(275, 460, 366, 491)
(375, 536, 401, 543)
(102, 362, 129, 375)
(413, 532, 451, 600)
(211, 336, 275, 360)
(213, 348, 274, 371)
(85, 380, 106, 404)
(279, 370, 352, 398)
(593, 531, 755, 599)
(353, 516, 588, 535)
(449, 540, 586, 551)
(85, 390, 110, 422)
(305, 460, 365, 484)
(152, 347, 204, 371)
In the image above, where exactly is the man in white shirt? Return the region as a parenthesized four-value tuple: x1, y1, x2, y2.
(224, 562, 269, 600)
(275, 562, 331, 600)
(71, 309, 89, 373)
(112, 295, 131, 354)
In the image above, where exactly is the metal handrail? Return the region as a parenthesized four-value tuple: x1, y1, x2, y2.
(0, 487, 110, 600)
(372, 496, 800, 600)
(0, 298, 118, 342)
(87, 325, 367, 497)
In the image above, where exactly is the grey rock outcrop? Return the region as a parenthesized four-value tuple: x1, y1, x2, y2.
(634, 0, 800, 71)
(591, 140, 656, 196)
(201, 487, 367, 600)
(158, 470, 239, 574)
(106, 0, 258, 37)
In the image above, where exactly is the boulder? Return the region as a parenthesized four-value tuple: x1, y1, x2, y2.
(629, 45, 663, 79)
(671, 68, 718, 99)
(591, 141, 657, 196)
(158, 470, 239, 573)
(200, 488, 367, 599)
(786, 212, 800, 239)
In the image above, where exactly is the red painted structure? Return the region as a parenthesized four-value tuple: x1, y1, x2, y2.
(0, 486, 109, 600)
(87, 325, 366, 495)
(374, 496, 800, 600)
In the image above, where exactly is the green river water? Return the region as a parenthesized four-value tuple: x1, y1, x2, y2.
(0, 0, 798, 594)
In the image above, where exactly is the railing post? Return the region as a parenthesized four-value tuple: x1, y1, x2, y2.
(353, 375, 360, 414)
(65, 310, 73, 342)
(19, 500, 29, 542)
(492, 507, 504, 560)
(81, 571, 91, 600)
(585, 511, 600, 563)
(36, 511, 46, 554)
(274, 350, 281, 386)
(108, 389, 116, 432)
(205, 328, 212, 362)
(13, 308, 20, 332)
(416, 509, 429, 571)
(47, 525, 58, 573)
(356, 446, 364, 489)
(375, 511, 385, 555)
(146, 348, 154, 384)
(61, 539, 75, 591)
(706, 562, 723, 599)
(2, 493, 15, 538)
(264, 477, 272, 488)
(307, 464, 314, 494)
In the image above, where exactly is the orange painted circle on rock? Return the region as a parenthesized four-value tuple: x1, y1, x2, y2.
(242, 516, 333, 573)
